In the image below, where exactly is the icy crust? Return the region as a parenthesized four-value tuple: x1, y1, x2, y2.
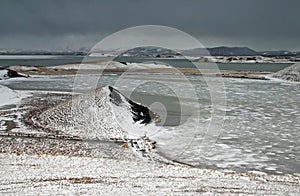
(34, 87, 125, 140)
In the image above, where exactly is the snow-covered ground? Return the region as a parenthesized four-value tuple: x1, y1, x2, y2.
(1, 153, 299, 195)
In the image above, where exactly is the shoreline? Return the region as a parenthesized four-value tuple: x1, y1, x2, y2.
(6, 64, 272, 81)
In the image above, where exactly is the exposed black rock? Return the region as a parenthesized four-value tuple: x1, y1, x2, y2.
(108, 86, 156, 124)
(0, 69, 29, 80)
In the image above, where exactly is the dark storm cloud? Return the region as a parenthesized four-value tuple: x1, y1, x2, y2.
(1, 0, 300, 50)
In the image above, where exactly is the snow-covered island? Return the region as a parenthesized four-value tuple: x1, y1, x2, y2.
(88, 46, 300, 63)
(194, 55, 300, 63)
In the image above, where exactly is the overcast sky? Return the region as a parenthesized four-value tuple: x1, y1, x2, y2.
(1, 0, 300, 51)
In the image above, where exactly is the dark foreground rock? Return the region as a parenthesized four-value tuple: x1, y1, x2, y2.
(0, 69, 29, 80)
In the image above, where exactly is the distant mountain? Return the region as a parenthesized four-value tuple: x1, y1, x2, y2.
(260, 50, 299, 57)
(184, 46, 261, 56)
(0, 47, 90, 56)
(119, 46, 261, 57)
(181, 48, 209, 56)
(210, 47, 259, 56)
(1, 46, 300, 57)
(183, 47, 300, 57)
(120, 47, 179, 57)
(182, 47, 258, 56)
(123, 47, 266, 57)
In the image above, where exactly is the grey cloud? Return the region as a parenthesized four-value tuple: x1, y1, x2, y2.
(0, 0, 299, 50)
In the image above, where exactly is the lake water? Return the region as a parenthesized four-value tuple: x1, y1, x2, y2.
(1, 73, 299, 175)
(0, 55, 293, 72)
(115, 57, 293, 72)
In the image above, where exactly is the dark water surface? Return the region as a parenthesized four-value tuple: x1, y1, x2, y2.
(0, 55, 293, 72)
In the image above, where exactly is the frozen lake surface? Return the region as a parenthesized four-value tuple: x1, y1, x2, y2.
(1, 74, 299, 175)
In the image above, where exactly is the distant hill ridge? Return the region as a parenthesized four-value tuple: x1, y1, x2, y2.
(183, 47, 300, 57)
(1, 46, 300, 57)
(183, 46, 258, 56)
(122, 46, 300, 57)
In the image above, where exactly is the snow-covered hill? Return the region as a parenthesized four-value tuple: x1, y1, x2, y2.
(271, 63, 300, 82)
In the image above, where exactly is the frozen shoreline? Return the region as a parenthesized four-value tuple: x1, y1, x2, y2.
(5, 62, 272, 82)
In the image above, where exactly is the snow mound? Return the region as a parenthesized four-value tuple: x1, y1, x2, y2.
(32, 86, 166, 162)
(271, 63, 300, 82)
(34, 86, 160, 141)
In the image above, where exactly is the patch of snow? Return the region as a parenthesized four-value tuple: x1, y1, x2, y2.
(0, 85, 30, 107)
(8, 65, 39, 71)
